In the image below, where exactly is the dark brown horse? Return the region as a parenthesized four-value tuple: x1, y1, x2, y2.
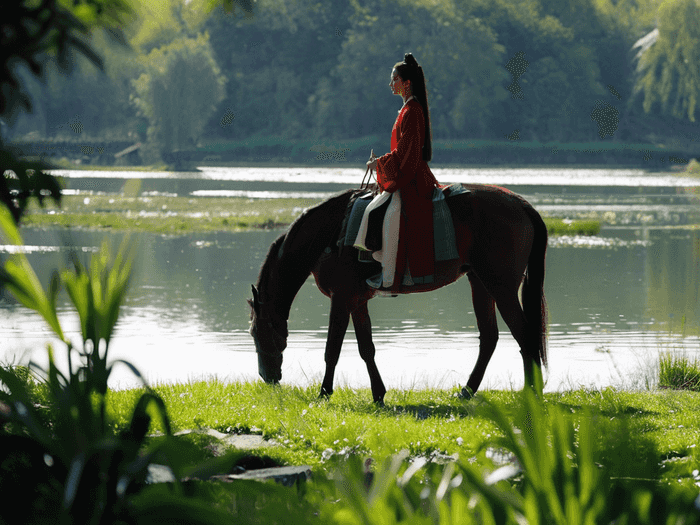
(249, 185, 548, 404)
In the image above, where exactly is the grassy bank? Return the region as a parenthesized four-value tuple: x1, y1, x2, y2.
(23, 194, 319, 233)
(104, 380, 700, 487)
(22, 194, 601, 235)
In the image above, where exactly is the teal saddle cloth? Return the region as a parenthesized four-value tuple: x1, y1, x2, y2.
(343, 183, 469, 262)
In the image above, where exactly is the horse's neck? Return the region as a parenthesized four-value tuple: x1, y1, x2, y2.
(264, 191, 352, 321)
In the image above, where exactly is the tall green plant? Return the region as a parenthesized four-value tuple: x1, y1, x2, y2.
(315, 389, 700, 525)
(0, 205, 235, 524)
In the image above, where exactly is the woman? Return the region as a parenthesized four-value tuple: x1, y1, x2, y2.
(355, 53, 440, 289)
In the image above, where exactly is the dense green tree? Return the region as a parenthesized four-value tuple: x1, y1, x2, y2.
(310, 0, 509, 140)
(131, 33, 227, 160)
(203, 0, 354, 140)
(0, 0, 134, 223)
(6, 0, 698, 158)
(633, 0, 700, 122)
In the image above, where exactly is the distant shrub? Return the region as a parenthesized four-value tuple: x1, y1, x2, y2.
(686, 158, 700, 175)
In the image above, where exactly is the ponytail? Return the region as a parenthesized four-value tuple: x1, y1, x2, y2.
(394, 53, 433, 162)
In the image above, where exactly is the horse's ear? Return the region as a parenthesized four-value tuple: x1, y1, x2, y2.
(251, 285, 260, 313)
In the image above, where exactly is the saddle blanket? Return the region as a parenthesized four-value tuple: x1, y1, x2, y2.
(343, 183, 469, 262)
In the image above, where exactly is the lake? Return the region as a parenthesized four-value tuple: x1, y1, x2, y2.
(1, 166, 699, 392)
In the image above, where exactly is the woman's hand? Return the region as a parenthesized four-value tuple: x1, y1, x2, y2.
(366, 149, 378, 171)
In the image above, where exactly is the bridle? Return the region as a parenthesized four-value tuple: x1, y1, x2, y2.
(250, 286, 286, 356)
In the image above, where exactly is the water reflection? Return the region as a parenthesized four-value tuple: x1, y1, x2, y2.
(1, 225, 698, 391)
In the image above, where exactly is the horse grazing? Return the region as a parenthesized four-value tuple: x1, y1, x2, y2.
(249, 185, 548, 404)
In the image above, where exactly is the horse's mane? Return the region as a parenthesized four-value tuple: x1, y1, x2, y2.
(280, 189, 354, 256)
(255, 189, 355, 318)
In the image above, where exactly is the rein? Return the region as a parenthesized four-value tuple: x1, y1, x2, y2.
(253, 300, 286, 354)
(360, 165, 376, 191)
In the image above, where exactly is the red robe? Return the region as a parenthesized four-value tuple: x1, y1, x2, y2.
(376, 99, 439, 285)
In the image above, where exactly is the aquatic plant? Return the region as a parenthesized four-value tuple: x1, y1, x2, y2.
(659, 352, 700, 391)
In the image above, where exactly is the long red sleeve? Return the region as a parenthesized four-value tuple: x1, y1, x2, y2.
(376, 101, 427, 193)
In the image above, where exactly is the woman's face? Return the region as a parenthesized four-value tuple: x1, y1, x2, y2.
(390, 69, 409, 97)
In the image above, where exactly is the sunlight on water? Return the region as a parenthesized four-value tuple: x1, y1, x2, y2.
(50, 166, 700, 188)
(2, 305, 698, 392)
(4, 167, 699, 392)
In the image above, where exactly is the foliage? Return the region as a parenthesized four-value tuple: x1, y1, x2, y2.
(312, 389, 700, 525)
(1, 0, 251, 224)
(687, 158, 700, 174)
(0, 0, 134, 119)
(633, 0, 700, 123)
(10, 0, 699, 150)
(131, 32, 226, 161)
(0, 0, 135, 223)
(659, 352, 700, 391)
(0, 204, 237, 524)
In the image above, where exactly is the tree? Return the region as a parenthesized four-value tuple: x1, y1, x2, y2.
(131, 33, 226, 161)
(0, 0, 137, 223)
(1, 0, 253, 222)
(633, 0, 700, 122)
(312, 0, 508, 140)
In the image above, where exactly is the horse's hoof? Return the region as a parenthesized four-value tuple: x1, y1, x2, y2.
(319, 388, 332, 399)
(459, 386, 475, 400)
(374, 398, 385, 407)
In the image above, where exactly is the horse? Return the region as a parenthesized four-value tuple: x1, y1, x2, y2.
(249, 184, 548, 404)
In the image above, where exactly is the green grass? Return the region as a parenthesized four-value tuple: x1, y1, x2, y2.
(23, 194, 604, 235)
(659, 353, 700, 391)
(23, 194, 319, 233)
(543, 217, 601, 236)
(105, 380, 700, 487)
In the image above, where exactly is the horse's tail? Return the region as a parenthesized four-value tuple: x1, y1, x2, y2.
(521, 205, 548, 369)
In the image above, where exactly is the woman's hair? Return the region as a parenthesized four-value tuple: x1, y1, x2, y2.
(394, 53, 432, 162)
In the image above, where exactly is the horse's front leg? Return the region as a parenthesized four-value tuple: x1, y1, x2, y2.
(352, 302, 386, 405)
(463, 274, 499, 398)
(319, 299, 350, 399)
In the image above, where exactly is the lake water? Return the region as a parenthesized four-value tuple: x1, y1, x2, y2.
(1, 166, 699, 392)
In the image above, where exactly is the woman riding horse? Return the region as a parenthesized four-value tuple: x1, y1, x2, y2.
(355, 53, 439, 290)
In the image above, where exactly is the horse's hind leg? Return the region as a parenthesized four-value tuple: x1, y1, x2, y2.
(352, 302, 387, 404)
(464, 274, 499, 398)
(494, 290, 543, 393)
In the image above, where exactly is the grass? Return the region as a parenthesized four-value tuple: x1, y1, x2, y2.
(103, 380, 700, 488)
(543, 217, 601, 236)
(22, 194, 319, 233)
(22, 193, 603, 235)
(659, 352, 700, 391)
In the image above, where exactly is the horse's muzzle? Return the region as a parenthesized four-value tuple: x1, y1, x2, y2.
(257, 351, 283, 384)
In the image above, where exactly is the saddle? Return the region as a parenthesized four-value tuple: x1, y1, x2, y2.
(338, 183, 469, 262)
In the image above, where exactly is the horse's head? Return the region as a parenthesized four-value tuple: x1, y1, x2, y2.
(249, 284, 287, 383)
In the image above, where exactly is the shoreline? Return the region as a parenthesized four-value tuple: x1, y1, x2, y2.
(20, 194, 605, 235)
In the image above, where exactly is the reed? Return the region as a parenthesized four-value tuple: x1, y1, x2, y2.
(659, 352, 700, 391)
